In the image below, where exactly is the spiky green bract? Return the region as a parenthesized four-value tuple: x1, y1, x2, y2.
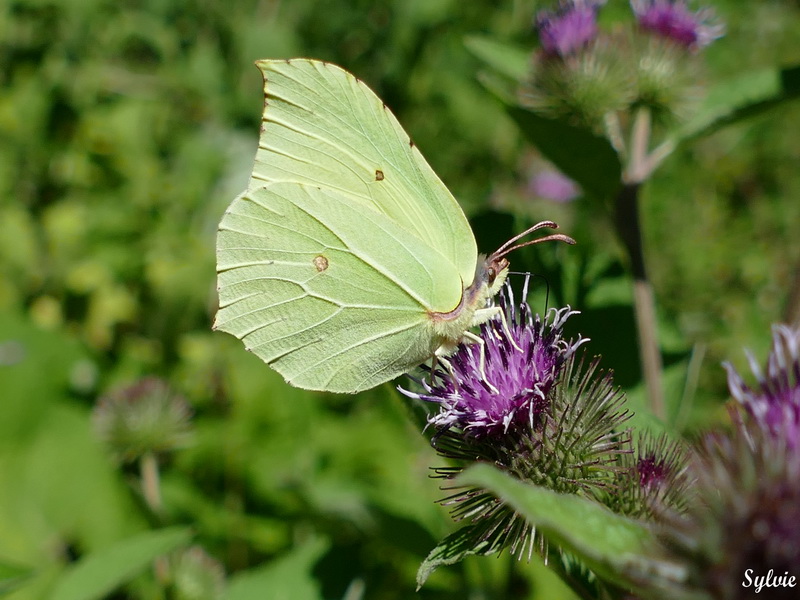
(630, 32, 703, 127)
(522, 34, 634, 131)
(601, 431, 690, 520)
(92, 377, 193, 463)
(428, 351, 631, 560)
(647, 423, 800, 600)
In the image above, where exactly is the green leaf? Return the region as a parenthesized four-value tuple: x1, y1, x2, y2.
(464, 35, 530, 82)
(508, 108, 622, 200)
(416, 525, 491, 589)
(224, 537, 329, 600)
(675, 64, 800, 143)
(464, 35, 622, 200)
(456, 464, 677, 590)
(0, 559, 33, 596)
(50, 527, 192, 600)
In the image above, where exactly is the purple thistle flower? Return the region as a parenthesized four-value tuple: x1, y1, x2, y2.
(401, 280, 587, 438)
(404, 278, 630, 560)
(631, 0, 724, 50)
(535, 1, 605, 58)
(724, 325, 800, 449)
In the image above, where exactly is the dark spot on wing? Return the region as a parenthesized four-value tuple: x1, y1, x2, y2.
(375, 169, 384, 181)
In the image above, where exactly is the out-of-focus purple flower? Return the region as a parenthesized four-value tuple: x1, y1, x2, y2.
(724, 325, 800, 449)
(535, 1, 605, 58)
(529, 169, 581, 203)
(631, 0, 724, 50)
(400, 280, 587, 438)
(648, 425, 800, 599)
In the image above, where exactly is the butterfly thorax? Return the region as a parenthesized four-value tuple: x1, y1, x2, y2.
(428, 254, 509, 356)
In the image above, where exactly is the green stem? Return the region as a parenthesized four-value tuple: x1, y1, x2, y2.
(604, 111, 626, 157)
(140, 452, 170, 587)
(140, 451, 163, 515)
(628, 107, 651, 184)
(614, 183, 665, 420)
(615, 107, 665, 420)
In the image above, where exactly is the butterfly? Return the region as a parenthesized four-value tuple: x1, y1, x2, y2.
(214, 59, 573, 393)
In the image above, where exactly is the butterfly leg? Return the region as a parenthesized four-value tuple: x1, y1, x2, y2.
(461, 330, 499, 395)
(497, 309, 523, 353)
(432, 354, 462, 394)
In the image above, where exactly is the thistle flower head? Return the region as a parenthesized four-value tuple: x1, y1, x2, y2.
(523, 27, 635, 130)
(603, 432, 689, 520)
(631, 0, 724, 50)
(649, 424, 800, 599)
(640, 327, 800, 598)
(724, 325, 800, 449)
(535, 0, 606, 58)
(401, 278, 630, 558)
(92, 377, 193, 463)
(402, 279, 586, 438)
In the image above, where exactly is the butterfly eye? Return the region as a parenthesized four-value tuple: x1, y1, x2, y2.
(487, 267, 497, 283)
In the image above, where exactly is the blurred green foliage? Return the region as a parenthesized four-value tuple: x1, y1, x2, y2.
(1, 0, 799, 598)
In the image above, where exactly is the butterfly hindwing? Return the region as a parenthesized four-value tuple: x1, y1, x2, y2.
(215, 183, 463, 392)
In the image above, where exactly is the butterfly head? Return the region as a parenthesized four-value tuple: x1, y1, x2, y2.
(483, 254, 510, 297)
(481, 220, 575, 298)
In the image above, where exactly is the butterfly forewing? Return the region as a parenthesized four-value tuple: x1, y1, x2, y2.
(252, 59, 478, 289)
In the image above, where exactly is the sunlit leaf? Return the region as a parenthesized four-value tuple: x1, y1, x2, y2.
(675, 64, 800, 143)
(455, 464, 680, 591)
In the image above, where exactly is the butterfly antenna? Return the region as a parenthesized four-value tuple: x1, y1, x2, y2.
(491, 220, 575, 261)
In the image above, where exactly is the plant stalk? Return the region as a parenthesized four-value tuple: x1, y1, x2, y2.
(140, 451, 163, 514)
(615, 107, 665, 420)
(614, 183, 665, 420)
(140, 452, 170, 585)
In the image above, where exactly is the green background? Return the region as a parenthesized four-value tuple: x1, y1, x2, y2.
(1, 0, 799, 598)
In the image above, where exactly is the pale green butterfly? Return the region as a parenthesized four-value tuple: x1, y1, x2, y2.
(214, 59, 573, 393)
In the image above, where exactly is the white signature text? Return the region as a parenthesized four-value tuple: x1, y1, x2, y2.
(742, 569, 796, 593)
